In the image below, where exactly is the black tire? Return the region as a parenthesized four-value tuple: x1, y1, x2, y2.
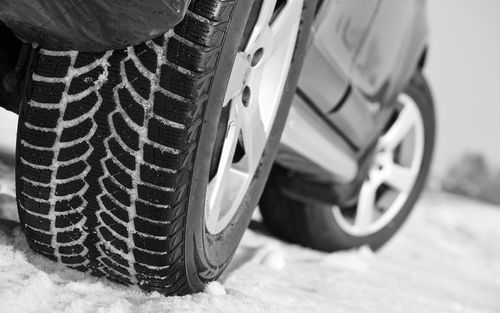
(16, 0, 317, 295)
(260, 72, 435, 252)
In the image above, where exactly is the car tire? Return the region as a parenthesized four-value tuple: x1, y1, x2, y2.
(16, 0, 317, 295)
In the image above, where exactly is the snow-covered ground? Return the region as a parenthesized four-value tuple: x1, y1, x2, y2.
(0, 159, 498, 313)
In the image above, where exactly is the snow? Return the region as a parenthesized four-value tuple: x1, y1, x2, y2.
(0, 158, 498, 313)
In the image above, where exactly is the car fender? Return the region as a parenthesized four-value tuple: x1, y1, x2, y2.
(0, 0, 191, 51)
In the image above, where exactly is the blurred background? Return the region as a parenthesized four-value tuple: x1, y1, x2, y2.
(0, 0, 498, 205)
(426, 0, 500, 204)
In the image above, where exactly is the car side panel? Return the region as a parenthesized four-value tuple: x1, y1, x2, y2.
(351, 0, 428, 103)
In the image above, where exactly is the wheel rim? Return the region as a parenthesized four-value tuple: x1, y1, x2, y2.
(332, 93, 425, 237)
(205, 0, 304, 234)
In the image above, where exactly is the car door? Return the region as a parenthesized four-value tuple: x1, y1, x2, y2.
(298, 0, 380, 112)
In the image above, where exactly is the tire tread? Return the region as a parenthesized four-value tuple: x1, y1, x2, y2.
(17, 0, 237, 295)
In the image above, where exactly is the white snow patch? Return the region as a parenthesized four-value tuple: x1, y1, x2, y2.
(249, 243, 287, 271)
(205, 281, 226, 296)
(321, 246, 374, 272)
(0, 188, 499, 313)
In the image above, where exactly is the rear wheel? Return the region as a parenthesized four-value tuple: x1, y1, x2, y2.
(16, 0, 316, 295)
(260, 72, 435, 251)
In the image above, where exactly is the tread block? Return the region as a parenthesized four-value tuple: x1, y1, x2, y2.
(143, 143, 195, 171)
(68, 66, 104, 95)
(21, 194, 51, 215)
(125, 59, 151, 100)
(98, 226, 129, 253)
(189, 0, 235, 23)
(60, 118, 93, 143)
(134, 219, 170, 238)
(23, 164, 52, 184)
(34, 54, 71, 78)
(159, 65, 212, 99)
(136, 217, 184, 243)
(56, 228, 83, 244)
(21, 145, 54, 166)
(133, 248, 169, 267)
(23, 211, 51, 232)
(27, 237, 55, 255)
(101, 256, 130, 276)
(148, 118, 200, 150)
(152, 36, 164, 46)
(167, 37, 219, 73)
(22, 180, 51, 200)
(58, 244, 85, 255)
(102, 177, 130, 207)
(55, 179, 86, 197)
(153, 91, 205, 126)
(56, 161, 87, 180)
(100, 195, 130, 223)
(104, 158, 132, 189)
(134, 262, 174, 278)
(64, 92, 98, 121)
(174, 14, 226, 48)
(22, 126, 56, 148)
(138, 184, 186, 206)
(102, 269, 132, 285)
(108, 138, 136, 171)
(25, 106, 60, 128)
(55, 196, 84, 213)
(24, 225, 52, 243)
(134, 44, 158, 74)
(74, 52, 107, 68)
(58, 141, 90, 162)
(112, 112, 140, 151)
(99, 211, 129, 239)
(55, 212, 84, 228)
(133, 233, 167, 253)
(99, 243, 129, 267)
(140, 163, 190, 188)
(135, 200, 186, 223)
(137, 275, 177, 291)
(118, 88, 145, 127)
(30, 81, 65, 104)
(61, 255, 86, 265)
(72, 265, 90, 273)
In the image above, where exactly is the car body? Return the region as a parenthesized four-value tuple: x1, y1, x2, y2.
(279, 0, 428, 200)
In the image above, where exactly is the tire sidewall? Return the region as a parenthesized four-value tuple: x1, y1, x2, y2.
(184, 0, 318, 291)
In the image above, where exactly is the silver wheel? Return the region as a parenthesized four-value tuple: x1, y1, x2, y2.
(332, 93, 425, 236)
(205, 0, 304, 234)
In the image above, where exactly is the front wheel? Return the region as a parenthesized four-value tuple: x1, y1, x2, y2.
(260, 72, 436, 252)
(16, 0, 316, 295)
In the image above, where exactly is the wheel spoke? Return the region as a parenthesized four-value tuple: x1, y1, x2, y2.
(206, 113, 240, 228)
(382, 162, 414, 193)
(269, 1, 303, 50)
(223, 52, 248, 106)
(236, 96, 267, 173)
(380, 98, 418, 150)
(244, 0, 302, 67)
(354, 179, 378, 229)
(245, 0, 277, 53)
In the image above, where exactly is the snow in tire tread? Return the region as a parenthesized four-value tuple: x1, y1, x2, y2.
(17, 0, 237, 295)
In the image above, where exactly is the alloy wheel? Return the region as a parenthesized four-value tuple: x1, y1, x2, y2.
(332, 93, 425, 236)
(205, 0, 304, 234)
